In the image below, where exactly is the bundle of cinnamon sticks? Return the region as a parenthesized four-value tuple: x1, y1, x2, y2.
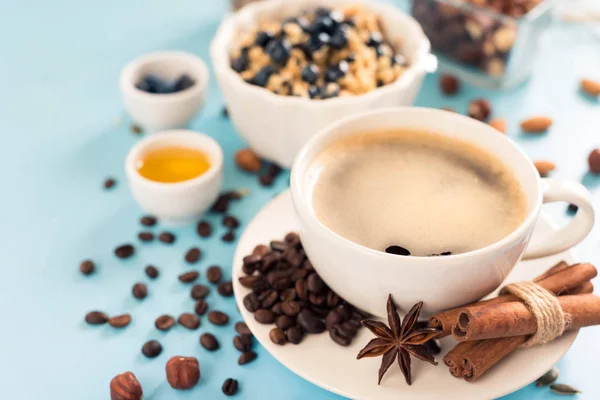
(430, 261, 599, 382)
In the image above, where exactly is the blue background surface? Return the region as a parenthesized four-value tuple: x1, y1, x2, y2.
(1, 0, 599, 398)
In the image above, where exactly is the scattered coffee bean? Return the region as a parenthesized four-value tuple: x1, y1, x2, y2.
(235, 322, 252, 336)
(440, 74, 460, 95)
(567, 204, 578, 214)
(178, 271, 200, 283)
(269, 327, 287, 345)
(238, 351, 257, 365)
(79, 259, 95, 275)
(130, 124, 144, 135)
(222, 230, 235, 243)
(109, 314, 132, 328)
(329, 324, 352, 346)
(223, 215, 240, 229)
(104, 177, 116, 189)
(194, 299, 209, 316)
(184, 247, 201, 264)
(297, 309, 325, 333)
(588, 149, 600, 174)
(200, 333, 219, 351)
(178, 313, 200, 330)
(385, 245, 411, 256)
(166, 356, 200, 390)
(142, 340, 163, 358)
(155, 315, 176, 331)
(233, 335, 253, 352)
(85, 311, 108, 325)
(235, 148, 262, 173)
(222, 378, 238, 396)
(115, 244, 135, 259)
(468, 98, 492, 121)
(110, 371, 142, 400)
(286, 325, 304, 344)
(138, 231, 154, 242)
(158, 231, 176, 244)
(307, 273, 326, 294)
(254, 309, 276, 324)
(218, 281, 234, 297)
(222, 106, 229, 118)
(207, 265, 223, 283)
(145, 265, 159, 279)
(211, 193, 230, 213)
(140, 215, 157, 227)
(208, 310, 229, 326)
(267, 163, 282, 177)
(197, 220, 212, 237)
(259, 173, 275, 187)
(190, 284, 210, 300)
(132, 283, 147, 299)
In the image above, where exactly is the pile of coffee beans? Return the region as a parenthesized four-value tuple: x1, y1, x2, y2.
(239, 232, 368, 346)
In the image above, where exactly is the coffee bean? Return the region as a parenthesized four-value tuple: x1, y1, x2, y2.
(284, 327, 302, 345)
(158, 231, 175, 244)
(269, 327, 287, 345)
(208, 310, 229, 326)
(184, 247, 201, 264)
(190, 284, 210, 300)
(292, 269, 308, 282)
(309, 293, 326, 306)
(222, 106, 229, 118)
(267, 163, 282, 177)
(207, 265, 223, 283)
(295, 279, 308, 300)
(223, 215, 240, 229)
(138, 231, 154, 242)
(282, 301, 303, 317)
(307, 273, 326, 294)
(303, 259, 314, 272)
(254, 309, 276, 324)
(130, 124, 143, 135)
(259, 173, 275, 186)
(178, 271, 200, 283)
(259, 289, 278, 309)
(194, 299, 209, 316)
(233, 335, 253, 352)
(142, 340, 163, 358)
(440, 74, 460, 95)
(385, 245, 411, 256)
(104, 177, 116, 189)
(243, 293, 260, 312)
(235, 322, 252, 336)
(132, 283, 147, 299)
(197, 220, 212, 237)
(222, 378, 238, 396)
(329, 324, 352, 346)
(238, 275, 261, 291)
(326, 308, 344, 329)
(284, 232, 300, 246)
(140, 215, 157, 227)
(109, 314, 132, 328)
(252, 244, 270, 257)
(178, 313, 200, 330)
(266, 271, 291, 290)
(85, 311, 108, 325)
(271, 302, 283, 315)
(222, 231, 235, 243)
(211, 194, 230, 213)
(326, 291, 341, 308)
(79, 259, 95, 275)
(217, 281, 233, 297)
(155, 315, 176, 331)
(115, 244, 135, 259)
(297, 309, 325, 333)
(275, 315, 295, 330)
(238, 351, 257, 365)
(200, 333, 219, 351)
(280, 288, 297, 302)
(270, 240, 286, 252)
(145, 265, 159, 279)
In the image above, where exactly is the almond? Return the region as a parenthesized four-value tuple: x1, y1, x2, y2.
(489, 118, 506, 133)
(521, 116, 552, 133)
(581, 79, 600, 97)
(235, 148, 262, 173)
(533, 160, 556, 177)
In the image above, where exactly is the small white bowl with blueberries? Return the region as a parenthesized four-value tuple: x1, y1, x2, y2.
(120, 51, 209, 131)
(211, 0, 432, 167)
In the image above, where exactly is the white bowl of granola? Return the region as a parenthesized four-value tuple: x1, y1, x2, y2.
(211, 0, 432, 168)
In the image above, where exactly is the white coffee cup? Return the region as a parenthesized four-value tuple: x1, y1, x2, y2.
(290, 107, 595, 316)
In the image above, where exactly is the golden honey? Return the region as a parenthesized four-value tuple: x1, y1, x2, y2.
(136, 146, 211, 183)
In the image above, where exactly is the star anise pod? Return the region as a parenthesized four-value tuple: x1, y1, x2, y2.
(356, 295, 441, 385)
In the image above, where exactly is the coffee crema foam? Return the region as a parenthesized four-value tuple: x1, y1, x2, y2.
(309, 129, 527, 256)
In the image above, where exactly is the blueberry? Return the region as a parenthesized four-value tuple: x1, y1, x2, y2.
(301, 64, 319, 85)
(265, 38, 291, 65)
(135, 79, 151, 92)
(329, 26, 348, 50)
(307, 32, 330, 53)
(139, 74, 173, 93)
(366, 32, 383, 48)
(309, 15, 335, 35)
(231, 53, 249, 73)
(392, 54, 408, 67)
(325, 61, 349, 83)
(173, 74, 195, 92)
(255, 31, 274, 48)
(251, 65, 277, 87)
(308, 85, 321, 99)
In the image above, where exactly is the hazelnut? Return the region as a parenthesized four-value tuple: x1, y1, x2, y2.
(588, 149, 600, 174)
(439, 74, 460, 95)
(110, 372, 143, 400)
(166, 356, 200, 390)
(235, 148, 262, 173)
(533, 160, 556, 177)
(492, 26, 517, 53)
(468, 98, 492, 121)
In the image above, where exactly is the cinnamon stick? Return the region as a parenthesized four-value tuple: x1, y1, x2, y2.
(453, 294, 600, 341)
(430, 262, 596, 337)
(443, 341, 479, 378)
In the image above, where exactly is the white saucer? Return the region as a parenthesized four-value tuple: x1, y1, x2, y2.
(232, 190, 578, 400)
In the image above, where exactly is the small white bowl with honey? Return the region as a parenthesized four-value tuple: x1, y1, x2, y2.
(126, 130, 223, 224)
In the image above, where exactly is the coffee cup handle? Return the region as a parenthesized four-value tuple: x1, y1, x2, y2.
(523, 178, 595, 260)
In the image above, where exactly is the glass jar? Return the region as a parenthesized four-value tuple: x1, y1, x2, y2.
(411, 0, 555, 89)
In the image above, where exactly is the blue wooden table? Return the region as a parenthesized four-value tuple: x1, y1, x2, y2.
(1, 0, 599, 398)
